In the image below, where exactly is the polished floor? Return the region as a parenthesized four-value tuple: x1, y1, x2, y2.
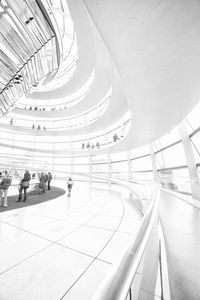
(0, 181, 142, 300)
(159, 190, 200, 300)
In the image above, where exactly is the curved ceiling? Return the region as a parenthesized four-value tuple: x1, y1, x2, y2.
(82, 0, 200, 149)
(0, 0, 200, 156)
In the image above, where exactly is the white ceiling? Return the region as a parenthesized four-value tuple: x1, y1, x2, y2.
(81, 0, 200, 150)
(2, 0, 200, 153)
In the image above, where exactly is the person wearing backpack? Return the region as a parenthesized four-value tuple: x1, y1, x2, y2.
(17, 169, 31, 202)
(0, 170, 12, 207)
(47, 172, 52, 190)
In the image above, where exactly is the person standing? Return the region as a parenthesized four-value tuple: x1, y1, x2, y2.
(17, 169, 31, 202)
(0, 170, 12, 207)
(47, 172, 52, 190)
(39, 172, 46, 193)
(67, 177, 73, 197)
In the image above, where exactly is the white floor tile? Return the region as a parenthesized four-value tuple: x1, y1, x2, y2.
(29, 220, 80, 241)
(0, 232, 51, 273)
(0, 221, 23, 242)
(0, 213, 52, 230)
(86, 215, 122, 231)
(62, 259, 111, 300)
(0, 181, 142, 299)
(58, 226, 113, 257)
(60, 212, 96, 225)
(0, 244, 93, 300)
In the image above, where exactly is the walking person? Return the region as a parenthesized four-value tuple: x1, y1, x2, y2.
(67, 177, 73, 197)
(17, 169, 31, 202)
(0, 170, 12, 207)
(47, 172, 52, 190)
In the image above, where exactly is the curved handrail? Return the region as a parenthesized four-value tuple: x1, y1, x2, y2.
(91, 184, 159, 300)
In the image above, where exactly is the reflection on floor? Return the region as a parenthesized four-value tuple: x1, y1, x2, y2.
(0, 181, 142, 300)
(0, 186, 66, 212)
(160, 190, 200, 300)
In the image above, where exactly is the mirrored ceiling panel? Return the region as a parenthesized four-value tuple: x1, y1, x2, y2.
(0, 0, 59, 117)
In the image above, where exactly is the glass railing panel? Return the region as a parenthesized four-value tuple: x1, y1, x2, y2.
(0, 33, 23, 67)
(35, 52, 45, 80)
(3, 89, 14, 105)
(0, 49, 19, 74)
(5, 1, 41, 49)
(2, 16, 34, 59)
(28, 0, 54, 37)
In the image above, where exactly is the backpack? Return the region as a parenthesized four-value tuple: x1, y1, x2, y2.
(25, 173, 31, 181)
(1, 177, 12, 189)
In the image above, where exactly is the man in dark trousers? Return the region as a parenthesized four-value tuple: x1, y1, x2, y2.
(47, 172, 52, 190)
(17, 169, 31, 202)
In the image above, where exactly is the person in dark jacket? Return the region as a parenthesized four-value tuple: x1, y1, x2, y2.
(17, 169, 31, 202)
(47, 172, 52, 190)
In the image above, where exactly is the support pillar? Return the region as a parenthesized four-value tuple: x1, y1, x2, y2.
(179, 121, 200, 200)
(149, 144, 159, 183)
(107, 153, 112, 184)
(127, 151, 132, 181)
(89, 154, 92, 184)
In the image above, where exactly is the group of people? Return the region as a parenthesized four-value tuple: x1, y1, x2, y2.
(80, 134, 124, 151)
(17, 170, 53, 201)
(0, 170, 53, 206)
(0, 169, 73, 207)
(38, 172, 52, 194)
(113, 133, 124, 142)
(81, 141, 100, 150)
(26, 106, 67, 112)
(32, 124, 46, 130)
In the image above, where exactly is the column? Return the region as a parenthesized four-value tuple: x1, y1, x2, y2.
(179, 121, 200, 200)
(89, 154, 92, 184)
(127, 151, 132, 181)
(107, 153, 112, 180)
(149, 144, 159, 182)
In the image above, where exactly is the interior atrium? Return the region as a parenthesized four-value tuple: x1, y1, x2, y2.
(0, 0, 200, 299)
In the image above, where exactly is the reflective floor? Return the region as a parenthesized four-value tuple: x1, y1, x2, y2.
(159, 190, 200, 300)
(0, 181, 142, 300)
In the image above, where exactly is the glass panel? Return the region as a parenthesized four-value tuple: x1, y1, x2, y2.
(111, 161, 128, 172)
(111, 152, 127, 161)
(92, 163, 108, 173)
(73, 165, 89, 172)
(92, 155, 107, 163)
(130, 145, 150, 158)
(158, 128, 180, 148)
(156, 142, 186, 168)
(132, 155, 152, 171)
(159, 168, 190, 194)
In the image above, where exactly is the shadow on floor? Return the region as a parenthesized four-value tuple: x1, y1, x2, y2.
(0, 186, 66, 212)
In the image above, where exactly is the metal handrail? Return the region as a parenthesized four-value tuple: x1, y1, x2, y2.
(91, 184, 159, 300)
